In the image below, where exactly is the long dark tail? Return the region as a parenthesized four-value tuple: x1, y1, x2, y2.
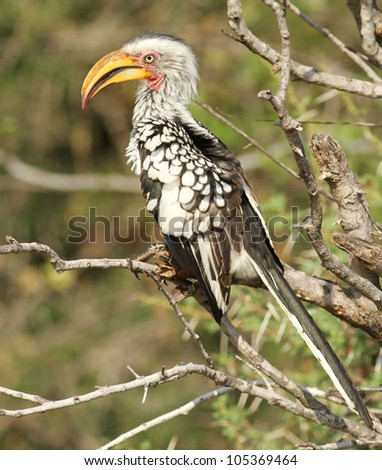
(238, 187, 373, 427)
(247, 251, 373, 428)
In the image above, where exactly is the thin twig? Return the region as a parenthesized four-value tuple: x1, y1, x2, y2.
(288, 1, 382, 82)
(195, 99, 300, 180)
(2, 236, 381, 339)
(195, 100, 334, 201)
(147, 272, 214, 369)
(99, 386, 233, 449)
(248, 2, 382, 309)
(226, 0, 382, 97)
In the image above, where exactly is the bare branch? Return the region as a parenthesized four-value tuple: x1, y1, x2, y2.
(333, 232, 382, 277)
(288, 1, 382, 82)
(284, 266, 382, 341)
(0, 363, 215, 418)
(0, 236, 160, 276)
(226, 0, 382, 97)
(99, 386, 233, 450)
(2, 235, 381, 340)
(310, 133, 380, 286)
(347, 0, 382, 67)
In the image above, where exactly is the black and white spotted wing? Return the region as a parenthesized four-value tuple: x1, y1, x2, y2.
(128, 117, 250, 321)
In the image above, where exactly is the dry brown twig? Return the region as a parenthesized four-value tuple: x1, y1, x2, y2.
(1, 236, 382, 445)
(227, 0, 382, 308)
(2, 235, 382, 340)
(226, 0, 382, 97)
(347, 0, 382, 67)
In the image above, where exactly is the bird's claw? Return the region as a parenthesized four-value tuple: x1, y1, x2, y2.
(136, 243, 178, 278)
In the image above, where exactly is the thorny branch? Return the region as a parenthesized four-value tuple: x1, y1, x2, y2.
(310, 133, 379, 287)
(1, 236, 382, 445)
(1, 361, 381, 446)
(228, 0, 382, 309)
(2, 236, 382, 340)
(226, 0, 382, 97)
(347, 0, 382, 67)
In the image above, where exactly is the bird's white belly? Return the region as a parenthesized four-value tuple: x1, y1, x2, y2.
(230, 250, 259, 282)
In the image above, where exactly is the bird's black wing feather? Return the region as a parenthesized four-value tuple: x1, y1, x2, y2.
(165, 231, 231, 322)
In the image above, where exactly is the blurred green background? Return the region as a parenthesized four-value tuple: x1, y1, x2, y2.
(0, 0, 381, 449)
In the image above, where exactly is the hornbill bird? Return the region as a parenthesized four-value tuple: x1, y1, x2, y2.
(81, 32, 372, 427)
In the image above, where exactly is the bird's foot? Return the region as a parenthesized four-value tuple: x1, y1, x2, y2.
(136, 243, 177, 278)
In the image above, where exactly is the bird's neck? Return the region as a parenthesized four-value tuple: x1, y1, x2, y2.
(132, 83, 193, 125)
(127, 83, 199, 176)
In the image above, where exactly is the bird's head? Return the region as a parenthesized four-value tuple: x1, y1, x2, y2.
(81, 33, 199, 110)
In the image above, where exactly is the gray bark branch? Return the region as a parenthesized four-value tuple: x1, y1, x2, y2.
(310, 133, 380, 287)
(228, 0, 382, 311)
(227, 0, 382, 97)
(1, 362, 380, 443)
(347, 0, 382, 66)
(2, 237, 381, 340)
(333, 232, 382, 278)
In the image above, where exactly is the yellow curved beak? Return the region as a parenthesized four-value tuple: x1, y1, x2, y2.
(81, 50, 153, 109)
